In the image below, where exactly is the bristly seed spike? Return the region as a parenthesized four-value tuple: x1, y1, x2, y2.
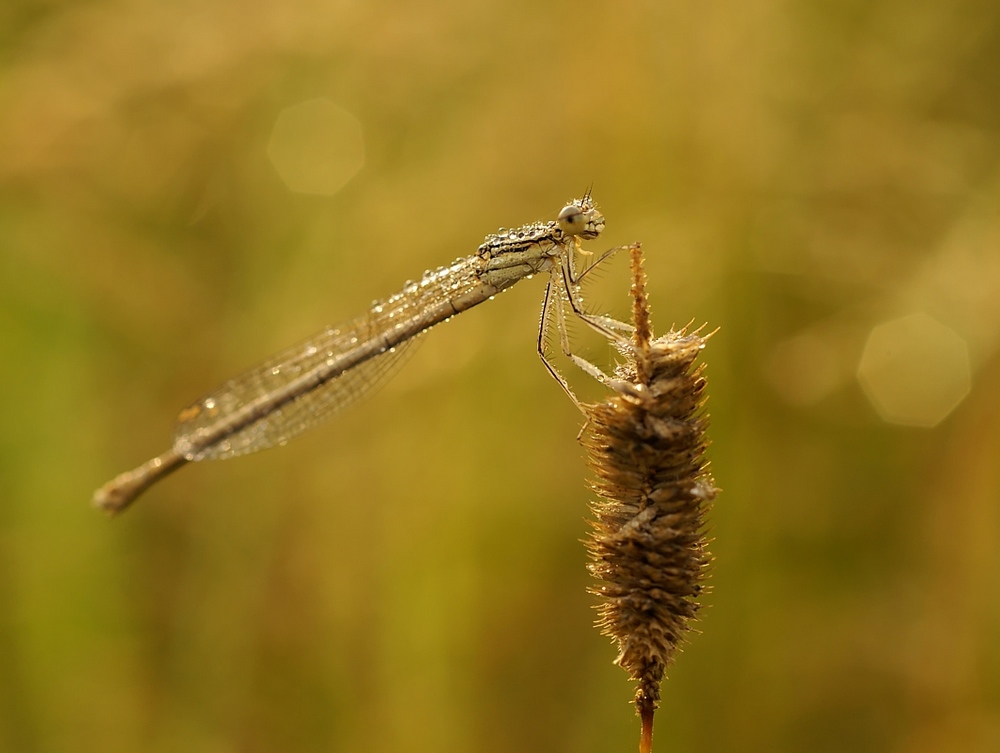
(577, 243, 717, 753)
(629, 243, 653, 356)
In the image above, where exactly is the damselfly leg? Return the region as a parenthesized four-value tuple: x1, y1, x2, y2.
(537, 242, 640, 408)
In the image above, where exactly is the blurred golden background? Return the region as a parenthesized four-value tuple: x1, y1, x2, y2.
(2, 1, 999, 751)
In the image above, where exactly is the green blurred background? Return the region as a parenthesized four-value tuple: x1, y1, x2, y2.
(2, 1, 999, 751)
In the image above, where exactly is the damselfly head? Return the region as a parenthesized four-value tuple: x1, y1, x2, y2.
(558, 195, 605, 240)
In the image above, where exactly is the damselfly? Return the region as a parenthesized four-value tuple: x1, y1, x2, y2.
(93, 194, 622, 513)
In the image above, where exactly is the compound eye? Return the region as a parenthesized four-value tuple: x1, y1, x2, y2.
(558, 204, 587, 236)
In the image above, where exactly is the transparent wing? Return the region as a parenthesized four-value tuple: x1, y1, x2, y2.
(175, 329, 420, 460)
(173, 256, 482, 460)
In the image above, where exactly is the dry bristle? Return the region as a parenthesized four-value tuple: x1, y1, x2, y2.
(580, 244, 717, 752)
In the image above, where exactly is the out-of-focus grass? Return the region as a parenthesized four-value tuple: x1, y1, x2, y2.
(1, 1, 999, 752)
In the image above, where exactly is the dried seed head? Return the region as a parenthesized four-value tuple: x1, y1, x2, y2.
(580, 244, 717, 753)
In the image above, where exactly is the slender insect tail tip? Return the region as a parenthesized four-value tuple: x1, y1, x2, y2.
(92, 479, 133, 517)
